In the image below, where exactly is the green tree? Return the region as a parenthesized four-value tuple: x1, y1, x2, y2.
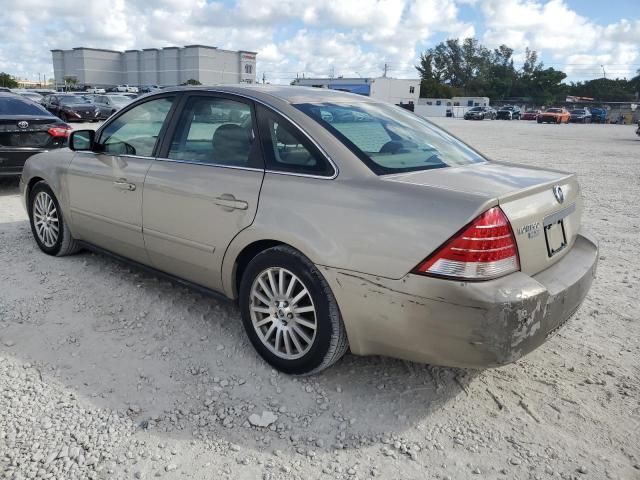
(182, 78, 202, 85)
(0, 72, 18, 88)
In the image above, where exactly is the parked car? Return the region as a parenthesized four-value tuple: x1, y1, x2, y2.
(521, 109, 541, 121)
(463, 106, 495, 120)
(90, 94, 132, 119)
(538, 107, 571, 124)
(15, 91, 44, 104)
(85, 86, 106, 94)
(0, 92, 71, 176)
(42, 94, 101, 122)
(590, 107, 608, 123)
(496, 105, 521, 120)
(115, 84, 139, 93)
(0, 87, 12, 93)
(569, 108, 592, 123)
(19, 86, 598, 374)
(139, 85, 163, 94)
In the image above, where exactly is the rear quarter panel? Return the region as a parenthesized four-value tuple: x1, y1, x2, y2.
(221, 173, 495, 297)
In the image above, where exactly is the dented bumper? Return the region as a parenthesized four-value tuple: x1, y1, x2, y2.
(321, 231, 598, 368)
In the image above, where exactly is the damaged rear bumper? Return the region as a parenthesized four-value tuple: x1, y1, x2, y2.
(320, 231, 598, 368)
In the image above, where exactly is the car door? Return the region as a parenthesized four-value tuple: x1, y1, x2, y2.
(142, 93, 264, 291)
(66, 95, 177, 263)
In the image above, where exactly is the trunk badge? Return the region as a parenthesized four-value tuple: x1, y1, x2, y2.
(17, 121, 29, 129)
(553, 185, 564, 204)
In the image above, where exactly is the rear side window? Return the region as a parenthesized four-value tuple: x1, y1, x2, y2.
(0, 96, 52, 116)
(99, 96, 174, 157)
(167, 96, 261, 168)
(257, 105, 334, 177)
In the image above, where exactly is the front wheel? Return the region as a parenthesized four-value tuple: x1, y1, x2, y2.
(29, 182, 81, 256)
(239, 245, 348, 375)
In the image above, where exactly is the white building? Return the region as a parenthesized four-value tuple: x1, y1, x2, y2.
(291, 77, 420, 105)
(415, 96, 490, 117)
(51, 46, 257, 89)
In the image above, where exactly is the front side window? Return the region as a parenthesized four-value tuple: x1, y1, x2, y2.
(295, 101, 486, 175)
(167, 96, 260, 168)
(257, 105, 334, 177)
(100, 96, 174, 157)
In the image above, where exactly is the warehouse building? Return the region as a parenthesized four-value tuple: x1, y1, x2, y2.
(291, 77, 420, 106)
(51, 46, 256, 89)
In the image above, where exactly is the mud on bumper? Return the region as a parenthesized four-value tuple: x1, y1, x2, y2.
(321, 232, 598, 368)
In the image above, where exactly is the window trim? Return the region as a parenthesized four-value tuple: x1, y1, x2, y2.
(256, 103, 337, 179)
(95, 93, 179, 158)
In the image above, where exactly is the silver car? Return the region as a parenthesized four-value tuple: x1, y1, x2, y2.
(19, 85, 598, 374)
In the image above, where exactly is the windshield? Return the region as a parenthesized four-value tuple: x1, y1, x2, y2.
(546, 108, 562, 113)
(110, 96, 131, 106)
(59, 96, 92, 105)
(570, 110, 585, 114)
(500, 106, 514, 111)
(469, 107, 482, 111)
(295, 101, 486, 175)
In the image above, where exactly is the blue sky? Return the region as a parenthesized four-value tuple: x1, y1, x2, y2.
(0, 0, 638, 85)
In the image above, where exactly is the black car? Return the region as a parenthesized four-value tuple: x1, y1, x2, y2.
(496, 105, 521, 120)
(0, 93, 71, 176)
(43, 94, 101, 122)
(88, 94, 133, 119)
(463, 106, 496, 120)
(569, 108, 592, 123)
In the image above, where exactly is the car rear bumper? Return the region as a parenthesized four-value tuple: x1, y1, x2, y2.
(0, 148, 46, 176)
(321, 231, 598, 368)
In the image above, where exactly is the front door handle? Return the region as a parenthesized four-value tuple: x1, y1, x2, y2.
(214, 194, 248, 211)
(113, 180, 136, 191)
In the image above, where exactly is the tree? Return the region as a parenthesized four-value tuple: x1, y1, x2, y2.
(0, 72, 18, 88)
(182, 78, 202, 85)
(64, 76, 78, 91)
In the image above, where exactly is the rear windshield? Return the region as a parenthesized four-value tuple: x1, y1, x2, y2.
(59, 96, 92, 105)
(0, 96, 52, 116)
(294, 102, 486, 175)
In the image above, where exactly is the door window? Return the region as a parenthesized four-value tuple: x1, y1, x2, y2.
(167, 96, 260, 168)
(99, 96, 174, 157)
(257, 105, 333, 177)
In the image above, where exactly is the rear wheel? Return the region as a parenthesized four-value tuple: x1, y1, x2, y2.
(239, 245, 348, 375)
(29, 182, 80, 256)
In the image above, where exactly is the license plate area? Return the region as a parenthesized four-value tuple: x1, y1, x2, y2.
(544, 220, 567, 257)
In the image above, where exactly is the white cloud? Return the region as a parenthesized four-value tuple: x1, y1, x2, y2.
(479, 0, 639, 79)
(0, 0, 637, 85)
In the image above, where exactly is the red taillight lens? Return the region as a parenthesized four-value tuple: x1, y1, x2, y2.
(48, 125, 72, 138)
(413, 206, 520, 280)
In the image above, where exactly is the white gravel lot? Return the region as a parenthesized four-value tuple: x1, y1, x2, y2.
(0, 118, 638, 480)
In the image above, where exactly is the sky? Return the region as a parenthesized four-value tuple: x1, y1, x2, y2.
(0, 0, 638, 85)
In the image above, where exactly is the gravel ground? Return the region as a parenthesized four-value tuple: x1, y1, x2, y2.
(0, 119, 638, 480)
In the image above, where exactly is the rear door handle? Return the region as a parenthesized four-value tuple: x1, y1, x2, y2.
(113, 180, 136, 191)
(214, 194, 248, 211)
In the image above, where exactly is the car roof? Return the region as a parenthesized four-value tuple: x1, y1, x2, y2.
(158, 84, 378, 105)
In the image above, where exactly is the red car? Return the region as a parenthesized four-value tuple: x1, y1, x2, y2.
(522, 110, 540, 121)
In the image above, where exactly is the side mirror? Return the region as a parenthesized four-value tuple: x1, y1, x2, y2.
(69, 129, 97, 152)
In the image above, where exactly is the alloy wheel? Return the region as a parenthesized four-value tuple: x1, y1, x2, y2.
(33, 191, 59, 247)
(249, 267, 317, 360)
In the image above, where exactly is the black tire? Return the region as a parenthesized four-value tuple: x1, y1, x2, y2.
(28, 181, 81, 257)
(239, 245, 348, 375)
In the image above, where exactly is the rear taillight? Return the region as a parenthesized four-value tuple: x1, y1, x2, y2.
(48, 125, 72, 138)
(413, 206, 520, 281)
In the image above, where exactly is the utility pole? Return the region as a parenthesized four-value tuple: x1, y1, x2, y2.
(383, 63, 388, 77)
(262, 72, 266, 84)
(601, 65, 606, 79)
(329, 66, 335, 79)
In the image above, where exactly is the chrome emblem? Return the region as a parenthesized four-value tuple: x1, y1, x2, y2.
(553, 185, 564, 204)
(17, 121, 29, 129)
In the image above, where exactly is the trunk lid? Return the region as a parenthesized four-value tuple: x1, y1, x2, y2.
(385, 162, 582, 276)
(0, 116, 58, 149)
